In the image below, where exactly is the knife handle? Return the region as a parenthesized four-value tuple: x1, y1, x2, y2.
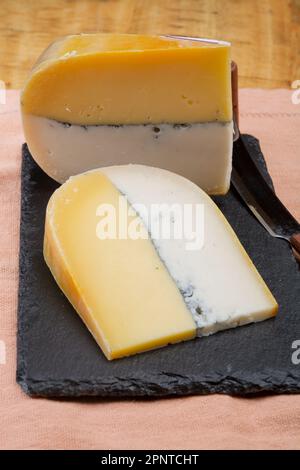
(291, 234, 300, 263)
(291, 233, 300, 252)
(231, 62, 239, 128)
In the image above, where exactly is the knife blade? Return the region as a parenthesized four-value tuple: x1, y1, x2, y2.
(232, 134, 300, 262)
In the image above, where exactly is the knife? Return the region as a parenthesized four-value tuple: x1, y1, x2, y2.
(231, 63, 300, 263)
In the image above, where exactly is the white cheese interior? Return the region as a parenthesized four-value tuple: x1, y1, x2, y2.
(23, 115, 233, 194)
(100, 165, 277, 335)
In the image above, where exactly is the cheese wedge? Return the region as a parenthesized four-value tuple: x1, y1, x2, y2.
(44, 165, 278, 360)
(22, 33, 233, 193)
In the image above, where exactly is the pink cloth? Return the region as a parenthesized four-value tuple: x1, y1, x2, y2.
(0, 90, 300, 450)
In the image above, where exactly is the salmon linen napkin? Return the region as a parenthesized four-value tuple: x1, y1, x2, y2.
(0, 89, 300, 450)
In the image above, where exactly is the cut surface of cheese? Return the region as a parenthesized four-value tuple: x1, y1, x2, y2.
(44, 170, 197, 360)
(44, 164, 278, 360)
(21, 33, 233, 192)
(23, 116, 233, 192)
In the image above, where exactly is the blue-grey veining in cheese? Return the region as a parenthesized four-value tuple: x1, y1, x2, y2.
(101, 165, 278, 335)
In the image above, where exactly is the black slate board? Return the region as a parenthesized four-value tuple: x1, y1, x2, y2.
(17, 136, 300, 397)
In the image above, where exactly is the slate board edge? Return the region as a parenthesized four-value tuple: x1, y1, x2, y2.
(17, 149, 35, 397)
(17, 372, 300, 398)
(16, 137, 300, 398)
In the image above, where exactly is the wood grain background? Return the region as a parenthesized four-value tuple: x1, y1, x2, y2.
(1, 0, 300, 89)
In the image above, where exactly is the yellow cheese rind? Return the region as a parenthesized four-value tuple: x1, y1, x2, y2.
(44, 170, 196, 360)
(21, 33, 232, 125)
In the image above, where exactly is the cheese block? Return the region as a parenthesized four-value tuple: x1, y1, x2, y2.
(22, 33, 233, 193)
(44, 165, 278, 360)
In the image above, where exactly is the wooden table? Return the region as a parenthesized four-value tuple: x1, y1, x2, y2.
(1, 0, 300, 89)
